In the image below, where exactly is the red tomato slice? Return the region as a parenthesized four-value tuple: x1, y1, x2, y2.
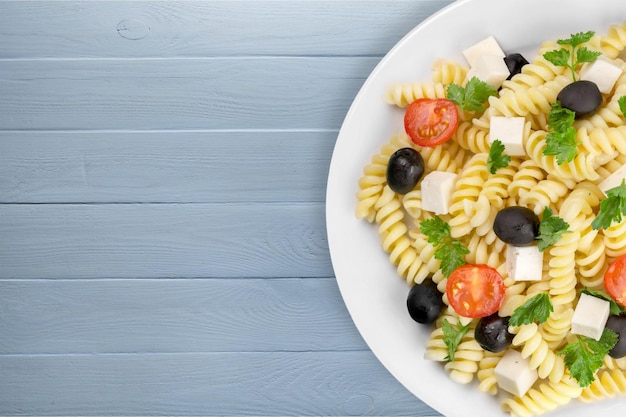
(605, 254, 626, 308)
(446, 264, 506, 318)
(404, 98, 459, 147)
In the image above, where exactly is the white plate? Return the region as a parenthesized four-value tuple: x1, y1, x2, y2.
(325, 0, 626, 416)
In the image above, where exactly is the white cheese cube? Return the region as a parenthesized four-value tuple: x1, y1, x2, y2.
(598, 164, 626, 196)
(420, 171, 457, 215)
(580, 56, 623, 94)
(489, 116, 527, 156)
(506, 245, 543, 281)
(462, 36, 505, 67)
(494, 349, 538, 397)
(571, 293, 611, 341)
(466, 54, 510, 90)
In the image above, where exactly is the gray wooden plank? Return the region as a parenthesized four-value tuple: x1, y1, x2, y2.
(0, 277, 368, 354)
(0, 0, 452, 58)
(0, 130, 335, 203)
(0, 203, 332, 279)
(0, 352, 438, 416)
(0, 57, 378, 130)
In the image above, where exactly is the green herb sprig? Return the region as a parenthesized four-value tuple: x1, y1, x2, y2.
(442, 319, 471, 362)
(487, 139, 511, 174)
(543, 31, 602, 81)
(509, 293, 554, 327)
(558, 329, 618, 387)
(447, 77, 497, 113)
(537, 207, 571, 251)
(591, 179, 626, 230)
(420, 216, 469, 277)
(543, 102, 579, 164)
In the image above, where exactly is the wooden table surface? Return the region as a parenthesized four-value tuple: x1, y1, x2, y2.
(0, 1, 453, 415)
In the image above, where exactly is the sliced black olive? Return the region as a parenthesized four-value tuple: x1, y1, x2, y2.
(557, 80, 603, 119)
(475, 313, 514, 353)
(504, 53, 529, 80)
(406, 279, 443, 325)
(493, 206, 540, 246)
(606, 314, 626, 358)
(386, 147, 425, 194)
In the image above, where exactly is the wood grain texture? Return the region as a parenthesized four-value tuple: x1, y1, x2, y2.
(0, 352, 438, 416)
(0, 130, 335, 203)
(0, 0, 452, 416)
(0, 58, 378, 130)
(0, 278, 368, 354)
(0, 203, 332, 279)
(0, 0, 453, 58)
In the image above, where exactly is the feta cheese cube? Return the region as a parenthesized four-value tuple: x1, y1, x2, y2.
(598, 164, 626, 195)
(462, 36, 505, 67)
(580, 56, 623, 94)
(571, 293, 611, 341)
(466, 54, 510, 90)
(489, 116, 527, 156)
(494, 349, 538, 397)
(506, 245, 543, 281)
(420, 171, 458, 215)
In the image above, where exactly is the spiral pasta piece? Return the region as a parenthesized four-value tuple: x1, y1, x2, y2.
(507, 159, 546, 204)
(453, 120, 491, 153)
(384, 81, 447, 107)
(518, 175, 575, 215)
(477, 351, 505, 396)
(479, 157, 522, 209)
(465, 226, 506, 268)
(509, 322, 565, 382)
(402, 189, 423, 220)
(539, 308, 573, 350)
(431, 58, 469, 85)
(416, 138, 472, 173)
(586, 125, 626, 157)
(424, 308, 467, 361)
(500, 42, 567, 93)
(502, 373, 582, 417)
(448, 153, 489, 237)
(487, 75, 570, 130)
(355, 133, 412, 221)
(524, 129, 603, 182)
(374, 186, 416, 275)
(444, 336, 484, 384)
(599, 21, 626, 59)
(580, 368, 626, 402)
(603, 219, 626, 258)
(603, 355, 626, 371)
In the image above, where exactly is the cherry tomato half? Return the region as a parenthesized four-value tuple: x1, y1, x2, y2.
(605, 254, 626, 308)
(446, 264, 506, 318)
(404, 98, 459, 147)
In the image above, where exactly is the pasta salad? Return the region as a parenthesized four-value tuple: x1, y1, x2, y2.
(355, 21, 626, 417)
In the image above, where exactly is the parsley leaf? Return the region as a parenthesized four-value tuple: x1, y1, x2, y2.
(591, 179, 626, 230)
(544, 31, 602, 81)
(487, 139, 511, 174)
(536, 207, 571, 251)
(558, 329, 618, 387)
(420, 216, 469, 277)
(542, 102, 579, 164)
(559, 31, 596, 48)
(442, 319, 471, 361)
(581, 288, 625, 315)
(509, 293, 554, 326)
(447, 77, 497, 113)
(618, 95, 626, 118)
